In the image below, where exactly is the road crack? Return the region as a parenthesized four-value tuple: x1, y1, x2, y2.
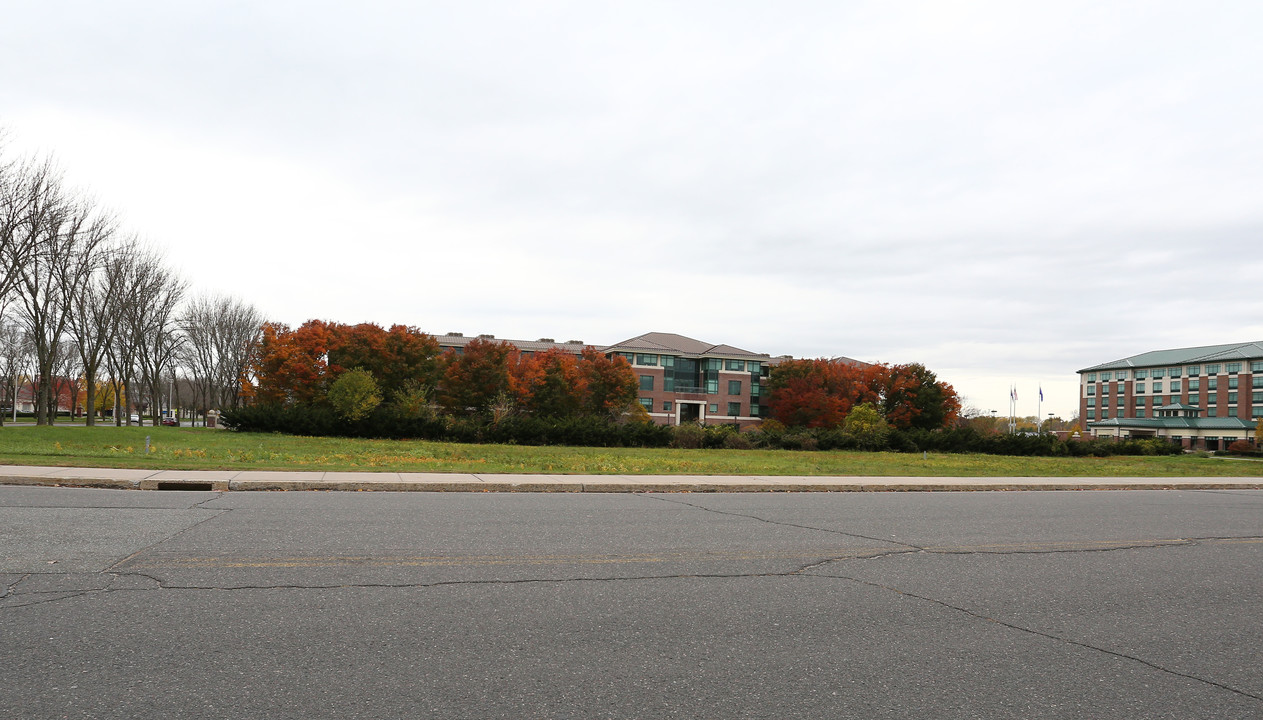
(643, 494, 925, 552)
(810, 570, 1263, 704)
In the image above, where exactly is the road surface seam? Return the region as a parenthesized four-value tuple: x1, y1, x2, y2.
(808, 570, 1263, 704)
(101, 508, 232, 573)
(642, 494, 927, 552)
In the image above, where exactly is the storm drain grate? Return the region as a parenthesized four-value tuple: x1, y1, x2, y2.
(156, 481, 215, 491)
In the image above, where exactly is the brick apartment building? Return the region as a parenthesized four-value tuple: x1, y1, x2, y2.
(435, 331, 781, 429)
(1079, 341, 1263, 450)
(604, 332, 778, 429)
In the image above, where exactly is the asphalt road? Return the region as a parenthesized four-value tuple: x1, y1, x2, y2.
(2, 487, 1261, 719)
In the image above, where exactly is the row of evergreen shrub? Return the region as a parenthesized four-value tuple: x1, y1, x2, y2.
(221, 404, 674, 448)
(223, 404, 1185, 457)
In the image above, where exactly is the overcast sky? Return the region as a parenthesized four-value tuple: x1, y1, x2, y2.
(4, 1, 1262, 420)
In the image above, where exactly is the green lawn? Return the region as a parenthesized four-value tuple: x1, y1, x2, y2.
(0, 425, 1259, 476)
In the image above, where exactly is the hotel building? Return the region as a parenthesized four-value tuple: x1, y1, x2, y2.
(1078, 342, 1263, 450)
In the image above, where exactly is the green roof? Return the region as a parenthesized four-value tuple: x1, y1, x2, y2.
(1089, 417, 1255, 430)
(1079, 341, 1263, 373)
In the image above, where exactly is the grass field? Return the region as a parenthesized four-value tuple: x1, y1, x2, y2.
(0, 425, 1260, 477)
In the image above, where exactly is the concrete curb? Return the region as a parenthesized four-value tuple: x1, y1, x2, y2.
(1, 466, 1261, 492)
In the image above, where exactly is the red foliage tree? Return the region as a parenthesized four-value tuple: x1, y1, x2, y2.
(764, 358, 883, 428)
(578, 347, 638, 417)
(437, 338, 520, 414)
(880, 363, 961, 430)
(253, 320, 334, 405)
(327, 323, 440, 396)
(512, 348, 587, 418)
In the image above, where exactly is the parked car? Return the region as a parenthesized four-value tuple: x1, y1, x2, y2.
(129, 413, 140, 424)
(161, 417, 179, 427)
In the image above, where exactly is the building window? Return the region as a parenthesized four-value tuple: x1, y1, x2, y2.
(1188, 394, 1199, 406)
(1087, 386, 1096, 396)
(1117, 370, 1128, 380)
(1170, 381, 1181, 393)
(1188, 378, 1199, 391)
(705, 379, 718, 394)
(1229, 377, 1239, 390)
(1252, 360, 1263, 373)
(663, 401, 673, 411)
(1135, 396, 1146, 407)
(664, 376, 675, 392)
(1228, 392, 1237, 404)
(725, 359, 745, 371)
(1086, 373, 1096, 382)
(639, 375, 654, 392)
(1087, 398, 1096, 407)
(636, 354, 658, 366)
(1254, 408, 1263, 420)
(1154, 397, 1163, 406)
(727, 402, 741, 416)
(1136, 409, 1145, 418)
(1153, 382, 1163, 393)
(1227, 363, 1241, 374)
(1208, 408, 1217, 417)
(750, 403, 760, 417)
(614, 352, 634, 364)
(638, 398, 653, 411)
(1136, 382, 1146, 393)
(708, 403, 719, 413)
(1187, 365, 1201, 376)
(1254, 376, 1263, 388)
(1209, 377, 1218, 390)
(728, 380, 742, 395)
(1087, 410, 1096, 419)
(1101, 371, 1112, 381)
(1152, 368, 1165, 379)
(1135, 369, 1148, 379)
(1207, 395, 1217, 405)
(1101, 409, 1109, 419)
(1169, 367, 1182, 378)
(750, 383, 761, 397)
(1117, 395, 1125, 406)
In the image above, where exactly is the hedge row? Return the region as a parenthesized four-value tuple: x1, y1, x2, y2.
(222, 404, 1184, 457)
(221, 404, 673, 448)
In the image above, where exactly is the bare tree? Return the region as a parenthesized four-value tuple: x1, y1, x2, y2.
(8, 158, 114, 425)
(180, 293, 263, 422)
(0, 138, 47, 308)
(67, 237, 134, 425)
(133, 260, 186, 426)
(1, 153, 61, 319)
(0, 315, 33, 425)
(106, 246, 169, 425)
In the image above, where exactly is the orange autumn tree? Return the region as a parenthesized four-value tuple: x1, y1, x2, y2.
(578, 347, 638, 418)
(764, 358, 884, 428)
(880, 363, 961, 430)
(511, 347, 587, 418)
(326, 323, 441, 397)
(253, 320, 335, 405)
(436, 338, 520, 415)
(765, 359, 960, 431)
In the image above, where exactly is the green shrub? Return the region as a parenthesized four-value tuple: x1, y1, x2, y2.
(671, 423, 705, 449)
(327, 369, 382, 422)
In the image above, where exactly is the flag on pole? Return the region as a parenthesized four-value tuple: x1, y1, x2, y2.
(1039, 386, 1044, 402)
